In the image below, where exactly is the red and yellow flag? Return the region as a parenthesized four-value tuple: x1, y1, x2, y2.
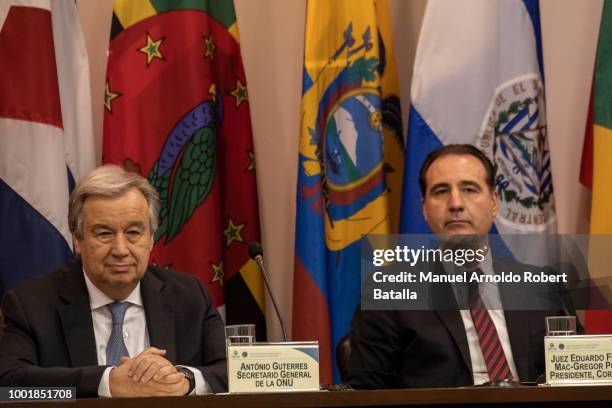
(103, 0, 265, 338)
(580, 0, 612, 334)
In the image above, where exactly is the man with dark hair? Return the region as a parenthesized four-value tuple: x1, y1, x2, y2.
(419, 144, 497, 237)
(418, 144, 496, 198)
(345, 144, 574, 389)
(0, 165, 227, 397)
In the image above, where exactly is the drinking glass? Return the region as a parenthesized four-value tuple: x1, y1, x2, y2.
(225, 324, 256, 346)
(546, 316, 577, 336)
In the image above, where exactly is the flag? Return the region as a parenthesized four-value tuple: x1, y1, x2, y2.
(103, 0, 265, 339)
(293, 0, 403, 384)
(579, 0, 612, 334)
(400, 0, 555, 265)
(0, 0, 95, 294)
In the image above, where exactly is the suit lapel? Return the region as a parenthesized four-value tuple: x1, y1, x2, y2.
(435, 310, 472, 374)
(58, 260, 99, 367)
(141, 269, 177, 363)
(431, 262, 472, 374)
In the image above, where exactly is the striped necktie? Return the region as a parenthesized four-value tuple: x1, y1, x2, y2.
(468, 272, 513, 381)
(106, 302, 130, 366)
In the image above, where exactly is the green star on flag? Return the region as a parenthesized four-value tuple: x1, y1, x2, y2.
(138, 33, 164, 65)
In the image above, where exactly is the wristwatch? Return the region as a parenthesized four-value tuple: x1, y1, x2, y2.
(176, 366, 196, 395)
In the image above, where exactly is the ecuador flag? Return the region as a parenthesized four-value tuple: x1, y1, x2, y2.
(293, 0, 403, 384)
(103, 0, 265, 339)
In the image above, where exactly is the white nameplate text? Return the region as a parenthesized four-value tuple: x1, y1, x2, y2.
(545, 335, 612, 385)
(227, 342, 319, 393)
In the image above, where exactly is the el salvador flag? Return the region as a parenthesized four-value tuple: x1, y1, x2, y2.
(0, 1, 95, 294)
(400, 0, 556, 264)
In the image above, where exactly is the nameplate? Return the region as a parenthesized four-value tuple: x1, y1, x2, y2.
(227, 342, 319, 393)
(545, 335, 612, 385)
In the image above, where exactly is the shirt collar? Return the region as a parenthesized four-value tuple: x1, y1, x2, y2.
(82, 268, 144, 310)
(441, 248, 504, 309)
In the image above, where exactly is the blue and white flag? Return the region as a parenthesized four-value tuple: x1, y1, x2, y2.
(0, 0, 95, 293)
(400, 0, 555, 261)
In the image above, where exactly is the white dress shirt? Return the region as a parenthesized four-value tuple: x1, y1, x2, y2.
(82, 271, 212, 397)
(445, 254, 520, 384)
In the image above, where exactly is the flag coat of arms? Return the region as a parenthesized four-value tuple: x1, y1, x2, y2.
(103, 0, 265, 338)
(0, 0, 95, 293)
(293, 0, 403, 383)
(400, 0, 555, 265)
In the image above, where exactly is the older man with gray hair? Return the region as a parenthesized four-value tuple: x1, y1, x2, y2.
(0, 165, 226, 397)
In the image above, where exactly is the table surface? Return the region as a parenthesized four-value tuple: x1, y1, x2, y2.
(4, 384, 612, 408)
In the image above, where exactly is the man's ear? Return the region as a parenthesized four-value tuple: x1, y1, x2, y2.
(491, 190, 499, 217)
(73, 235, 82, 255)
(422, 198, 429, 223)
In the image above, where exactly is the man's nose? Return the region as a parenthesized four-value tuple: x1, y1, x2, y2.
(111, 234, 130, 257)
(448, 188, 464, 211)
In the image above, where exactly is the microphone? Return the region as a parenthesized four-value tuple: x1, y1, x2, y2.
(248, 242, 288, 342)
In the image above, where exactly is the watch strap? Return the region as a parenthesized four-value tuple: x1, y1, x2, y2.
(176, 366, 196, 395)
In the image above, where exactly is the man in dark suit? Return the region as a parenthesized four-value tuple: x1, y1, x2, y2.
(346, 144, 575, 389)
(0, 165, 226, 397)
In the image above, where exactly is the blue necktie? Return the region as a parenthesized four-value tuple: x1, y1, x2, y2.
(106, 302, 130, 366)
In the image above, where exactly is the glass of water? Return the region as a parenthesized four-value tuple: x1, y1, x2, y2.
(225, 324, 256, 346)
(546, 316, 577, 336)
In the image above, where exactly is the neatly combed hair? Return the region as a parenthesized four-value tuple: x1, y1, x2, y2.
(419, 144, 496, 197)
(69, 165, 160, 239)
